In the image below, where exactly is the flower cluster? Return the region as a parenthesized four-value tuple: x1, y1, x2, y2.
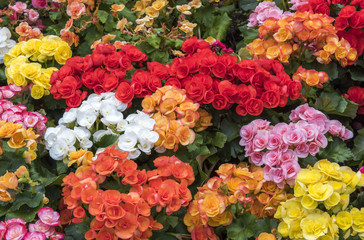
(15, 22, 44, 42)
(50, 43, 147, 109)
(246, 11, 358, 66)
(0, 99, 47, 134)
(184, 163, 291, 240)
(292, 66, 328, 87)
(275, 159, 364, 240)
(142, 85, 212, 152)
(0, 121, 39, 162)
(4, 35, 72, 99)
(343, 86, 364, 115)
(0, 169, 19, 202)
(125, 37, 301, 116)
(0, 27, 16, 64)
(0, 84, 23, 100)
(45, 92, 159, 161)
(239, 104, 353, 187)
(248, 1, 291, 28)
(0, 207, 64, 240)
(61, 147, 194, 239)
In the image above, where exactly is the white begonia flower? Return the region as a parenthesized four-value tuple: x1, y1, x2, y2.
(44, 125, 66, 149)
(127, 149, 141, 159)
(58, 128, 77, 146)
(138, 128, 159, 144)
(78, 101, 98, 114)
(118, 131, 138, 152)
(124, 123, 142, 136)
(116, 119, 128, 132)
(93, 129, 115, 143)
(102, 95, 127, 112)
(59, 108, 77, 124)
(77, 111, 97, 129)
(74, 126, 91, 140)
(0, 27, 16, 64)
(100, 102, 123, 125)
(49, 139, 70, 160)
(79, 138, 93, 149)
(125, 113, 138, 123)
(137, 138, 153, 154)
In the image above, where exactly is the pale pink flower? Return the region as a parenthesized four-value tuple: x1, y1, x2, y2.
(24, 231, 47, 240)
(315, 132, 328, 148)
(281, 160, 301, 186)
(308, 142, 320, 155)
(340, 128, 353, 140)
(281, 149, 298, 162)
(50, 232, 65, 240)
(263, 150, 281, 167)
(239, 124, 257, 146)
(29, 220, 55, 237)
(272, 123, 289, 135)
(37, 207, 60, 227)
(10, 2, 27, 13)
(251, 119, 270, 130)
(295, 143, 309, 158)
(248, 1, 291, 28)
(267, 132, 283, 150)
(28, 9, 39, 22)
(289, 0, 309, 10)
(4, 222, 27, 240)
(252, 130, 269, 151)
(282, 128, 307, 145)
(250, 152, 264, 166)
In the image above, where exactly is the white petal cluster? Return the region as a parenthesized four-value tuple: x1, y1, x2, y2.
(45, 92, 159, 160)
(0, 27, 16, 64)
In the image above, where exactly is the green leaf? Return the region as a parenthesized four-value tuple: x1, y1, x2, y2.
(238, 0, 258, 10)
(10, 191, 44, 211)
(97, 10, 109, 24)
(30, 159, 57, 186)
(194, 6, 215, 28)
(221, 119, 240, 142)
(6, 204, 43, 222)
(213, 132, 227, 148)
(96, 134, 119, 148)
(353, 129, 364, 161)
(64, 222, 89, 240)
(318, 138, 353, 163)
(350, 66, 364, 81)
(315, 92, 358, 119)
(156, 215, 179, 229)
(209, 13, 232, 41)
(238, 25, 259, 45)
(226, 213, 256, 240)
(49, 12, 62, 22)
(147, 34, 161, 49)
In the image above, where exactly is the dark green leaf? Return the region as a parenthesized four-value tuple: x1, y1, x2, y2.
(318, 138, 353, 163)
(350, 66, 364, 81)
(49, 12, 62, 22)
(96, 134, 119, 148)
(147, 34, 161, 49)
(64, 222, 89, 240)
(353, 129, 364, 161)
(10, 191, 44, 211)
(97, 10, 109, 24)
(6, 204, 43, 222)
(209, 13, 232, 41)
(213, 132, 227, 148)
(238, 0, 258, 10)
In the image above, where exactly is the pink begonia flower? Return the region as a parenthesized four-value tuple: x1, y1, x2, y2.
(308, 142, 320, 155)
(23, 113, 40, 128)
(29, 220, 55, 237)
(247, 1, 291, 28)
(295, 143, 309, 158)
(267, 132, 283, 150)
(4, 222, 27, 240)
(281, 160, 301, 185)
(28, 9, 39, 22)
(360, 166, 364, 174)
(315, 132, 328, 148)
(340, 128, 354, 140)
(262, 150, 281, 167)
(239, 124, 257, 145)
(24, 231, 47, 240)
(252, 130, 269, 151)
(66, 1, 86, 19)
(250, 151, 264, 166)
(32, 0, 47, 9)
(289, 0, 309, 10)
(251, 119, 270, 130)
(50, 232, 65, 240)
(9, 2, 27, 13)
(37, 207, 61, 227)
